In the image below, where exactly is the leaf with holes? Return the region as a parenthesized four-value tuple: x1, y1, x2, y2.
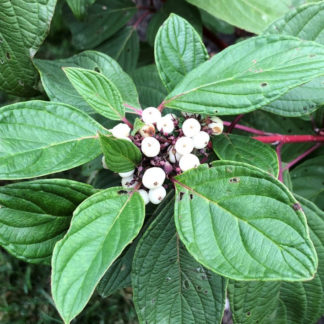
(51, 187, 145, 324)
(0, 101, 105, 180)
(132, 196, 227, 323)
(0, 179, 96, 264)
(64, 67, 125, 120)
(174, 161, 317, 280)
(165, 35, 324, 115)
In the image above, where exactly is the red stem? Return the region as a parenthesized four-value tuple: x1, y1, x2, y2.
(223, 121, 271, 136)
(157, 101, 166, 112)
(252, 135, 324, 143)
(122, 117, 133, 129)
(227, 114, 244, 133)
(124, 103, 142, 115)
(133, 10, 151, 29)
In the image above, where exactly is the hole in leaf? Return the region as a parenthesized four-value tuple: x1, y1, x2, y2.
(183, 280, 190, 289)
(229, 177, 240, 183)
(166, 276, 171, 281)
(179, 192, 184, 200)
(94, 67, 100, 73)
(204, 290, 208, 294)
(197, 286, 202, 291)
(118, 190, 128, 195)
(189, 194, 193, 200)
(6, 52, 10, 60)
(18, 80, 24, 86)
(247, 311, 251, 316)
(260, 82, 268, 87)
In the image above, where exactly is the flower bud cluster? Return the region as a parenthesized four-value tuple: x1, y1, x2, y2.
(103, 107, 224, 205)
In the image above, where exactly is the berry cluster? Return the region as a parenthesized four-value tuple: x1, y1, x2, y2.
(103, 107, 224, 205)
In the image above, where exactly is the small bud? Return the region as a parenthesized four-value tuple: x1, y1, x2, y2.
(168, 146, 182, 163)
(121, 176, 138, 188)
(102, 156, 108, 169)
(138, 189, 149, 205)
(142, 107, 162, 124)
(182, 118, 201, 137)
(192, 131, 210, 149)
(139, 124, 155, 137)
(142, 167, 166, 189)
(111, 123, 131, 138)
(118, 169, 135, 178)
(208, 117, 224, 135)
(163, 161, 173, 174)
(179, 154, 200, 171)
(175, 136, 194, 155)
(149, 186, 166, 204)
(141, 137, 161, 157)
(157, 116, 175, 134)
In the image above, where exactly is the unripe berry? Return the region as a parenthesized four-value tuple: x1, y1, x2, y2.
(149, 186, 166, 204)
(182, 118, 201, 137)
(141, 137, 160, 157)
(168, 146, 182, 163)
(175, 136, 194, 155)
(118, 169, 135, 178)
(142, 107, 162, 124)
(142, 167, 166, 189)
(192, 131, 210, 149)
(102, 156, 108, 169)
(179, 154, 200, 171)
(139, 124, 155, 137)
(121, 176, 138, 188)
(157, 116, 174, 134)
(138, 189, 149, 205)
(209, 117, 224, 135)
(111, 123, 131, 138)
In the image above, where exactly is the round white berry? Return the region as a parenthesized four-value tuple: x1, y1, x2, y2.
(168, 146, 182, 163)
(182, 118, 201, 137)
(209, 117, 224, 135)
(141, 137, 160, 157)
(157, 117, 174, 134)
(121, 176, 138, 189)
(142, 167, 166, 189)
(142, 107, 162, 124)
(118, 169, 135, 178)
(102, 156, 108, 169)
(163, 113, 177, 121)
(149, 186, 166, 204)
(175, 137, 194, 155)
(179, 154, 200, 171)
(192, 131, 210, 149)
(139, 124, 155, 138)
(138, 189, 149, 205)
(111, 123, 131, 138)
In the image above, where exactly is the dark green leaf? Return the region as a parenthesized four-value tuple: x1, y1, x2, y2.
(66, 0, 95, 19)
(200, 10, 234, 35)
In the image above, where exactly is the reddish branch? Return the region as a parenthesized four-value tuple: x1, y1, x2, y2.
(252, 135, 324, 143)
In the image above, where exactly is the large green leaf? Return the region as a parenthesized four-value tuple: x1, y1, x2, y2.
(51, 187, 145, 324)
(212, 134, 279, 177)
(34, 51, 140, 115)
(291, 156, 324, 210)
(200, 10, 235, 35)
(63, 0, 136, 49)
(133, 196, 227, 323)
(64, 67, 125, 120)
(186, 0, 291, 34)
(99, 134, 142, 172)
(262, 2, 324, 117)
(0, 179, 95, 264)
(0, 101, 105, 180)
(66, 0, 95, 19)
(155, 14, 208, 92)
(174, 161, 317, 280)
(165, 35, 324, 115)
(0, 0, 56, 96)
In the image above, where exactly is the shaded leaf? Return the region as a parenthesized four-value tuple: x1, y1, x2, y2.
(66, 0, 96, 19)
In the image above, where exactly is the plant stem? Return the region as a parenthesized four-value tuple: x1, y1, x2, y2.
(157, 101, 166, 112)
(133, 10, 151, 29)
(252, 135, 324, 143)
(122, 117, 133, 129)
(227, 114, 244, 133)
(124, 103, 142, 115)
(223, 121, 271, 136)
(276, 143, 284, 182)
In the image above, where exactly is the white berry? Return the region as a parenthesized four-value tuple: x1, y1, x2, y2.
(111, 123, 131, 138)
(139, 124, 155, 137)
(142, 107, 162, 124)
(168, 146, 182, 163)
(209, 117, 224, 135)
(149, 186, 166, 204)
(121, 176, 138, 188)
(192, 131, 210, 149)
(182, 118, 201, 137)
(102, 156, 108, 169)
(118, 169, 135, 178)
(179, 154, 200, 171)
(175, 137, 194, 155)
(141, 137, 160, 157)
(157, 116, 174, 134)
(163, 113, 177, 121)
(138, 189, 149, 205)
(142, 167, 166, 189)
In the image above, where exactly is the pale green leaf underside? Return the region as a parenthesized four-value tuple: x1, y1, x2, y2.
(0, 101, 105, 180)
(174, 161, 317, 281)
(64, 67, 125, 120)
(155, 14, 208, 92)
(165, 35, 324, 115)
(66, 0, 95, 19)
(0, 179, 95, 264)
(212, 134, 279, 177)
(133, 197, 227, 324)
(51, 187, 145, 324)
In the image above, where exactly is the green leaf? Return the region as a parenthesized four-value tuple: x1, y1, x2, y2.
(155, 14, 208, 92)
(0, 0, 57, 96)
(64, 67, 125, 120)
(165, 35, 324, 115)
(200, 10, 234, 35)
(51, 187, 145, 324)
(97, 26, 139, 72)
(63, 0, 136, 50)
(174, 161, 317, 280)
(186, 0, 292, 34)
(0, 179, 95, 264)
(34, 50, 140, 115)
(66, 0, 95, 19)
(212, 134, 279, 177)
(99, 134, 142, 172)
(131, 118, 146, 136)
(291, 156, 324, 210)
(132, 196, 227, 323)
(262, 2, 324, 117)
(0, 100, 105, 180)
